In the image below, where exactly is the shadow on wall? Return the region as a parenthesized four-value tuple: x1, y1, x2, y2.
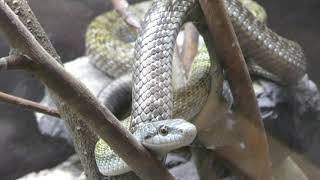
(0, 0, 319, 179)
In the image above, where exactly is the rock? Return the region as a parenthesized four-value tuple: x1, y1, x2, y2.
(165, 148, 192, 169)
(169, 161, 199, 180)
(18, 155, 83, 180)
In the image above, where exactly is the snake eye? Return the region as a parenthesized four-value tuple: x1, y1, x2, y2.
(159, 125, 168, 136)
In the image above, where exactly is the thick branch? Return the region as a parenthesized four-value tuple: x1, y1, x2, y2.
(199, 0, 272, 179)
(0, 91, 60, 118)
(0, 1, 174, 179)
(4, 0, 61, 62)
(214, 144, 257, 179)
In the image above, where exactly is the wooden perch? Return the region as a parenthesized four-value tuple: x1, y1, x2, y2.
(199, 0, 272, 179)
(0, 1, 174, 179)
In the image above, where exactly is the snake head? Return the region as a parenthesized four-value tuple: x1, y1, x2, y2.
(136, 119, 197, 155)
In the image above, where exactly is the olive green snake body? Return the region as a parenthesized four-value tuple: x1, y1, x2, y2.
(85, 0, 306, 177)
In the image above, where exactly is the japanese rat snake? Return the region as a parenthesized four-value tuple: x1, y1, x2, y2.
(85, 0, 306, 177)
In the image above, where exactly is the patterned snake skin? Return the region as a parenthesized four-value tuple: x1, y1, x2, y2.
(95, 46, 211, 176)
(85, 0, 306, 177)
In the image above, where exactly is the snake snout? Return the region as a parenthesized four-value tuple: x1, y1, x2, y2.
(142, 119, 197, 154)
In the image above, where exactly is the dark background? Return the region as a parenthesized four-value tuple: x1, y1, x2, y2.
(0, 0, 319, 179)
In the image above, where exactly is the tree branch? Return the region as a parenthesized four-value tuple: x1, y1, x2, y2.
(111, 0, 141, 30)
(0, 55, 34, 70)
(4, 0, 101, 178)
(0, 1, 174, 179)
(0, 91, 60, 118)
(199, 0, 272, 179)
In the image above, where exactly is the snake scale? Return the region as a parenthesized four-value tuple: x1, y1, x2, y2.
(85, 0, 306, 177)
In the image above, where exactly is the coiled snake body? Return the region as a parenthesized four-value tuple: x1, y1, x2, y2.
(85, 0, 306, 177)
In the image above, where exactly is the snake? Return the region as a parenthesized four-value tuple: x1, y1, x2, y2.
(85, 0, 307, 177)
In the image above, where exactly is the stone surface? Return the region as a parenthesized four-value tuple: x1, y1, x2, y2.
(19, 150, 200, 180)
(18, 155, 83, 180)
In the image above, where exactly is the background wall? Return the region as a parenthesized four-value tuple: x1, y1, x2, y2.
(257, 0, 320, 83)
(0, 0, 319, 179)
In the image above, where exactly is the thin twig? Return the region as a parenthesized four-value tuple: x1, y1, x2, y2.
(0, 55, 34, 70)
(0, 91, 60, 117)
(0, 1, 175, 179)
(111, 0, 141, 30)
(199, 0, 272, 179)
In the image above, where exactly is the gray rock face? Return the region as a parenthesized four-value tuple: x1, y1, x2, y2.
(18, 155, 83, 180)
